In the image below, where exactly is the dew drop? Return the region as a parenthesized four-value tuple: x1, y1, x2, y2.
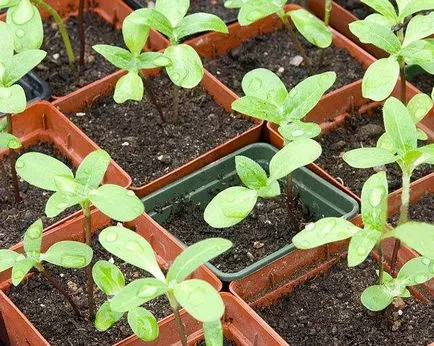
(305, 223, 315, 231)
(61, 255, 86, 267)
(319, 219, 335, 237)
(126, 241, 142, 252)
(26, 226, 41, 239)
(292, 129, 304, 137)
(414, 274, 428, 284)
(8, 138, 21, 149)
(137, 285, 158, 298)
(247, 77, 262, 91)
(15, 29, 25, 38)
(421, 258, 431, 265)
(357, 247, 366, 255)
(369, 186, 385, 208)
(104, 231, 118, 243)
(153, 56, 170, 66)
(15, 43, 23, 51)
(15, 159, 24, 169)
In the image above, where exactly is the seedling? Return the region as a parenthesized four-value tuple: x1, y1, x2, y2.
(105, 0, 229, 122)
(0, 219, 93, 317)
(0, 21, 46, 202)
(204, 139, 321, 228)
(94, 227, 232, 346)
(349, 1, 434, 102)
(343, 96, 433, 273)
(224, 0, 332, 71)
(292, 171, 434, 311)
(14, 149, 144, 318)
(231, 68, 336, 143)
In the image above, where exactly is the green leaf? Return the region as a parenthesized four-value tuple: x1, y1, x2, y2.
(110, 278, 167, 312)
(397, 256, 434, 286)
(155, 0, 189, 27)
(128, 307, 159, 342)
(204, 186, 258, 228)
(11, 257, 35, 286)
(95, 301, 124, 332)
(237, 0, 281, 26)
(257, 180, 281, 198)
(164, 44, 204, 88)
(76, 150, 111, 191)
(416, 129, 428, 141)
(383, 97, 417, 155)
(175, 13, 228, 41)
(99, 226, 164, 280)
(362, 57, 400, 101)
(136, 52, 171, 69)
(0, 85, 26, 114)
(403, 13, 434, 47)
(292, 217, 360, 249)
(284, 71, 336, 121)
(224, 0, 247, 9)
(4, 49, 46, 87)
(122, 10, 151, 55)
(89, 184, 144, 222)
(92, 260, 125, 296)
(0, 22, 14, 64)
(174, 279, 225, 323)
(349, 20, 401, 54)
(361, 0, 397, 21)
(0, 249, 21, 272)
(269, 139, 322, 180)
(54, 175, 85, 195)
(401, 39, 434, 74)
(343, 147, 397, 168)
(114, 71, 144, 104)
(93, 45, 133, 70)
(167, 238, 232, 283)
(231, 96, 283, 123)
(361, 285, 393, 311)
(203, 320, 223, 346)
(288, 9, 332, 48)
(418, 144, 434, 165)
(278, 121, 321, 141)
(42, 241, 93, 268)
(0, 132, 21, 150)
(407, 93, 433, 124)
(241, 68, 287, 105)
(16, 152, 74, 192)
(360, 172, 388, 231)
(45, 191, 83, 218)
(364, 13, 396, 28)
(387, 222, 434, 259)
(377, 133, 396, 153)
(235, 155, 268, 190)
(348, 227, 382, 267)
(398, 0, 434, 20)
(23, 219, 43, 259)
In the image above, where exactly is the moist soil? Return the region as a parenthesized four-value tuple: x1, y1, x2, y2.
(334, 0, 373, 18)
(131, 0, 239, 23)
(256, 258, 434, 345)
(36, 12, 124, 97)
(204, 29, 365, 96)
(0, 142, 79, 249)
(409, 73, 434, 95)
(161, 189, 314, 273)
(316, 108, 432, 196)
(8, 230, 172, 346)
(390, 195, 434, 225)
(197, 338, 236, 345)
(69, 74, 253, 188)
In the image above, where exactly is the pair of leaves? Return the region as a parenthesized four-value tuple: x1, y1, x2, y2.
(204, 139, 322, 228)
(232, 68, 336, 142)
(15, 150, 144, 221)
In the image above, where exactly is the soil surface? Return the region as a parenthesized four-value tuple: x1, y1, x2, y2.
(316, 108, 432, 196)
(8, 230, 172, 346)
(390, 195, 434, 225)
(132, 0, 238, 23)
(36, 13, 124, 97)
(334, 0, 373, 18)
(161, 189, 314, 273)
(256, 258, 434, 345)
(409, 73, 434, 95)
(69, 74, 253, 187)
(0, 143, 79, 249)
(204, 29, 365, 96)
(197, 338, 236, 345)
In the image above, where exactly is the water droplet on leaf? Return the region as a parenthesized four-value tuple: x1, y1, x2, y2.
(104, 231, 118, 243)
(15, 160, 24, 169)
(421, 258, 431, 265)
(126, 241, 142, 252)
(27, 226, 41, 239)
(292, 129, 304, 137)
(247, 77, 262, 91)
(319, 219, 335, 237)
(61, 255, 86, 267)
(415, 274, 428, 284)
(305, 223, 315, 231)
(15, 29, 25, 38)
(369, 186, 385, 208)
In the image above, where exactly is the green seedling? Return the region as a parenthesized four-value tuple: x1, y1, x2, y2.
(204, 139, 321, 228)
(349, 1, 434, 102)
(0, 219, 93, 317)
(232, 68, 336, 143)
(93, 227, 232, 346)
(224, 0, 332, 71)
(1, 0, 75, 65)
(103, 0, 228, 122)
(0, 21, 46, 203)
(292, 171, 434, 311)
(14, 149, 144, 318)
(343, 96, 433, 273)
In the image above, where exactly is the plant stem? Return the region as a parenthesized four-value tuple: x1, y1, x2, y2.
(82, 201, 95, 319)
(139, 71, 165, 123)
(377, 244, 384, 285)
(399, 63, 407, 105)
(36, 265, 82, 318)
(78, 0, 86, 66)
(318, 0, 332, 67)
(172, 84, 179, 123)
(6, 114, 21, 203)
(167, 292, 187, 346)
(31, 0, 75, 66)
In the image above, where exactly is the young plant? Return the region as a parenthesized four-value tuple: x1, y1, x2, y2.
(224, 0, 332, 71)
(0, 219, 93, 317)
(343, 96, 433, 273)
(204, 139, 321, 228)
(292, 171, 434, 311)
(231, 68, 336, 143)
(93, 227, 232, 346)
(349, 2, 434, 102)
(0, 21, 46, 202)
(14, 149, 144, 318)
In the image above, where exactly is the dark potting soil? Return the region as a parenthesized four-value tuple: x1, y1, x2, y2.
(334, 0, 373, 18)
(69, 74, 253, 187)
(161, 189, 314, 273)
(204, 29, 365, 96)
(8, 230, 172, 346)
(390, 195, 434, 226)
(0, 142, 79, 249)
(36, 12, 124, 96)
(132, 0, 238, 23)
(316, 108, 432, 196)
(409, 73, 434, 95)
(196, 338, 236, 345)
(256, 258, 434, 345)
